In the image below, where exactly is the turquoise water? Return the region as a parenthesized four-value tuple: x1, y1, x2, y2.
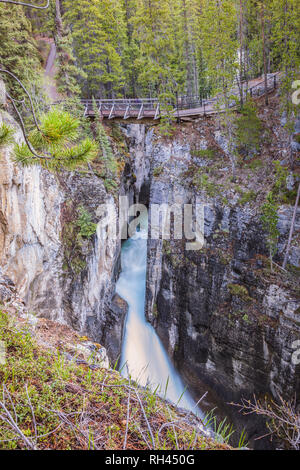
(116, 225, 199, 413)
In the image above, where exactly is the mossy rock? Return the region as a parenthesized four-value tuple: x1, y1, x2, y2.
(153, 166, 164, 177)
(228, 284, 252, 302)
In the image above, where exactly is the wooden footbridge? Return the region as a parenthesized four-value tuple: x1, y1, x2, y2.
(80, 73, 279, 121)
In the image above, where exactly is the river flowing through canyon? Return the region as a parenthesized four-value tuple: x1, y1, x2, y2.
(116, 220, 200, 414)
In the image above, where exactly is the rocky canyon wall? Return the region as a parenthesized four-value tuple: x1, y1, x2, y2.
(1, 76, 299, 447)
(125, 105, 300, 444)
(0, 81, 127, 363)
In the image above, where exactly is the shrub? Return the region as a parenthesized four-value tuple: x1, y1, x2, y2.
(0, 123, 15, 148)
(153, 166, 164, 177)
(191, 148, 215, 160)
(239, 190, 256, 205)
(76, 207, 97, 239)
(228, 284, 252, 302)
(235, 99, 263, 156)
(193, 172, 218, 197)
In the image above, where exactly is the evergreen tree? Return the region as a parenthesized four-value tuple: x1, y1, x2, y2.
(63, 0, 126, 98)
(11, 108, 97, 171)
(199, 0, 238, 97)
(180, 0, 201, 97)
(270, 0, 300, 119)
(131, 0, 180, 97)
(121, 0, 141, 97)
(0, 4, 42, 99)
(52, 0, 86, 98)
(199, 0, 239, 175)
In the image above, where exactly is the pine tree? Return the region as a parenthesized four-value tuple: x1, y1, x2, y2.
(199, 0, 239, 175)
(52, 0, 86, 98)
(10, 108, 97, 171)
(121, 0, 141, 97)
(199, 0, 238, 97)
(270, 0, 300, 119)
(0, 3, 42, 99)
(63, 0, 126, 98)
(180, 0, 201, 97)
(131, 0, 179, 96)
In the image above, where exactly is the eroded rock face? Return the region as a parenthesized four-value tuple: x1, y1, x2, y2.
(139, 119, 300, 446)
(0, 110, 64, 320)
(0, 80, 126, 362)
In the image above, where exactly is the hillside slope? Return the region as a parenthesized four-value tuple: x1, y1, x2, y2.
(0, 273, 231, 450)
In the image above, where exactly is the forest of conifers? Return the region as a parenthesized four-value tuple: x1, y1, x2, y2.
(1, 0, 299, 105)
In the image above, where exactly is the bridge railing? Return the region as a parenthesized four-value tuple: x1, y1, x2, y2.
(77, 72, 279, 119)
(82, 98, 159, 110)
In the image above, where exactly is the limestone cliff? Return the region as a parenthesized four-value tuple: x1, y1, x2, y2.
(1, 78, 299, 446)
(123, 97, 300, 446)
(0, 80, 127, 363)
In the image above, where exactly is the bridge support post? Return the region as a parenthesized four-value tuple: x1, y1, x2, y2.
(176, 91, 180, 123)
(124, 104, 130, 120)
(98, 102, 104, 120)
(108, 103, 115, 120)
(137, 103, 144, 120)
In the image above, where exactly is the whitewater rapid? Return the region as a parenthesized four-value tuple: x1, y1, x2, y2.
(116, 223, 199, 414)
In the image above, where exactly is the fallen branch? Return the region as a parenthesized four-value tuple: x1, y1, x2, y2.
(0, 0, 49, 8)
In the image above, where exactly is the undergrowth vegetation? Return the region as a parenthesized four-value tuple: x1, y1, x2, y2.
(0, 309, 234, 451)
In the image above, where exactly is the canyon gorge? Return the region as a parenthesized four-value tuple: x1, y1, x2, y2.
(0, 79, 299, 448)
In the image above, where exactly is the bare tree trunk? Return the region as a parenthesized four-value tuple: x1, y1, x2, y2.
(283, 182, 300, 270)
(55, 0, 63, 38)
(182, 0, 196, 97)
(238, 0, 245, 106)
(260, 4, 269, 106)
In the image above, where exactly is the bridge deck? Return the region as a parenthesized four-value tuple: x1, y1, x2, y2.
(70, 74, 279, 121)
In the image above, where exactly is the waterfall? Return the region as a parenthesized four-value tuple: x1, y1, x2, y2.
(116, 221, 200, 414)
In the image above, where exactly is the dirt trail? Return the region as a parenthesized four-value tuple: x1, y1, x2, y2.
(45, 42, 56, 76)
(43, 40, 61, 102)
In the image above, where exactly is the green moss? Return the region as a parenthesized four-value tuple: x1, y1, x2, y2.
(228, 284, 252, 302)
(0, 309, 229, 450)
(238, 190, 256, 205)
(247, 159, 263, 171)
(104, 178, 118, 193)
(193, 172, 220, 197)
(191, 148, 215, 160)
(153, 166, 164, 177)
(76, 206, 97, 239)
(242, 314, 251, 324)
